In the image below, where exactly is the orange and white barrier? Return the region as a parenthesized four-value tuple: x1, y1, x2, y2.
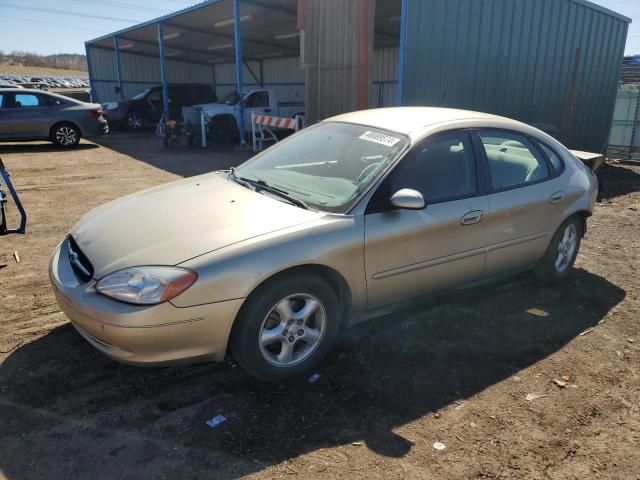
(251, 113, 303, 152)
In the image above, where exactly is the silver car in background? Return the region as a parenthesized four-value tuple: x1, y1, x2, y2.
(50, 108, 598, 381)
(0, 88, 107, 147)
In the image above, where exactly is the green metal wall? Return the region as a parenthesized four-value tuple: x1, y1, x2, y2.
(400, 0, 630, 151)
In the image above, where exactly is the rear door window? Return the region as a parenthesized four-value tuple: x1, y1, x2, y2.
(478, 131, 549, 190)
(13, 93, 43, 108)
(0, 93, 5, 109)
(41, 94, 65, 106)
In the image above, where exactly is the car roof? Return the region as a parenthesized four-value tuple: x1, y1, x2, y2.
(0, 87, 47, 93)
(326, 107, 533, 141)
(0, 88, 88, 105)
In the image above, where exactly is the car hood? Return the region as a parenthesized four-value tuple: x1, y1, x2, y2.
(71, 173, 322, 278)
(195, 102, 236, 116)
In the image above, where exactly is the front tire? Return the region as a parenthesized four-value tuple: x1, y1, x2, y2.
(124, 112, 144, 131)
(209, 116, 239, 144)
(230, 273, 341, 381)
(534, 216, 582, 282)
(51, 123, 80, 148)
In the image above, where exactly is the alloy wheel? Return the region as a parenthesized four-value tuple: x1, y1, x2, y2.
(55, 127, 77, 146)
(258, 293, 327, 367)
(555, 223, 577, 273)
(127, 114, 143, 130)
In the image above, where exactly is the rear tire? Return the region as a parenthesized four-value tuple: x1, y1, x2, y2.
(230, 273, 341, 382)
(51, 122, 80, 148)
(534, 216, 582, 282)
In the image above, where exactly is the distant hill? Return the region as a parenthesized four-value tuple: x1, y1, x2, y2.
(0, 51, 87, 73)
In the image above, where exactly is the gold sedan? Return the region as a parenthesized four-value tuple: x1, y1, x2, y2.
(50, 107, 598, 381)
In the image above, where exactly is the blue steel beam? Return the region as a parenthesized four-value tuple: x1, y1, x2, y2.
(163, 22, 299, 53)
(113, 36, 125, 100)
(157, 23, 170, 124)
(238, 0, 296, 15)
(233, 0, 246, 146)
(396, 0, 408, 106)
(88, 45, 216, 67)
(118, 35, 236, 60)
(84, 42, 97, 102)
(243, 60, 261, 86)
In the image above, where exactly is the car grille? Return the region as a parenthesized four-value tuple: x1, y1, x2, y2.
(67, 235, 94, 282)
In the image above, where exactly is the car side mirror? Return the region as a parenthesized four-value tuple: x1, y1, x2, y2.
(389, 189, 425, 210)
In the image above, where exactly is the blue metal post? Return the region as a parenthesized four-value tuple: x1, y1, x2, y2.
(84, 42, 96, 103)
(113, 36, 125, 100)
(233, 0, 246, 145)
(396, 0, 408, 106)
(157, 23, 170, 124)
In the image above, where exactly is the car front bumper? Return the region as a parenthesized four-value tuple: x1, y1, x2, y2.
(49, 238, 244, 366)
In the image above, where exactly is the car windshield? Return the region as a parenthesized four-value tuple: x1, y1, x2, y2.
(220, 90, 240, 105)
(233, 122, 408, 213)
(132, 88, 151, 100)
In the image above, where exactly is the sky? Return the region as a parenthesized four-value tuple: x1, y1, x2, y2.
(0, 0, 639, 56)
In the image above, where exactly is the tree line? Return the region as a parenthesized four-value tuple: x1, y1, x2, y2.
(0, 51, 87, 72)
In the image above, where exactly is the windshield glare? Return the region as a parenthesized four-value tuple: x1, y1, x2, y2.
(235, 122, 408, 213)
(132, 88, 151, 100)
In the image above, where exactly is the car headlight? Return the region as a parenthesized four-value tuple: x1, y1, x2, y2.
(102, 102, 119, 111)
(96, 266, 197, 305)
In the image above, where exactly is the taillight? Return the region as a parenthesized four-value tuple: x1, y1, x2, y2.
(87, 109, 102, 119)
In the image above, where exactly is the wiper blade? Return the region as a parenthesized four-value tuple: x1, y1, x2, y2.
(228, 168, 309, 210)
(254, 179, 310, 210)
(227, 167, 252, 188)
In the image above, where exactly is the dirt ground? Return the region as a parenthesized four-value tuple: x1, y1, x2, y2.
(0, 133, 639, 480)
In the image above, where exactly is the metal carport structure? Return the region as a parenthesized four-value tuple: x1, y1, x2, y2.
(86, 0, 405, 143)
(85, 0, 302, 145)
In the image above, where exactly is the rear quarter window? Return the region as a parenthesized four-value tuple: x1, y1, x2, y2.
(537, 142, 565, 175)
(42, 95, 65, 106)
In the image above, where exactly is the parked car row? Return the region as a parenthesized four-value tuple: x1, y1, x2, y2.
(0, 74, 90, 90)
(101, 83, 218, 130)
(0, 83, 222, 148)
(0, 88, 107, 147)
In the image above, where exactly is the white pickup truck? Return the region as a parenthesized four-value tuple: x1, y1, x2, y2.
(182, 88, 303, 143)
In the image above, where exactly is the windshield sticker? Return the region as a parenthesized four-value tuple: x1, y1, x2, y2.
(358, 131, 401, 147)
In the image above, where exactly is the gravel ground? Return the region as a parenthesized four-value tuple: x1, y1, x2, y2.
(0, 133, 639, 479)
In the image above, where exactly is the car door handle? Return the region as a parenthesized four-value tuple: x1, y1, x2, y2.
(460, 210, 485, 225)
(550, 191, 566, 204)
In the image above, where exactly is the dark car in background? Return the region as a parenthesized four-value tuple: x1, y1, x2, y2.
(0, 88, 108, 148)
(102, 83, 217, 130)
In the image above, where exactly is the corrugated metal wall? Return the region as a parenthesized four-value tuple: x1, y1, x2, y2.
(87, 46, 214, 103)
(608, 86, 640, 148)
(302, 0, 375, 122)
(401, 0, 630, 151)
(371, 47, 398, 107)
(88, 45, 305, 109)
